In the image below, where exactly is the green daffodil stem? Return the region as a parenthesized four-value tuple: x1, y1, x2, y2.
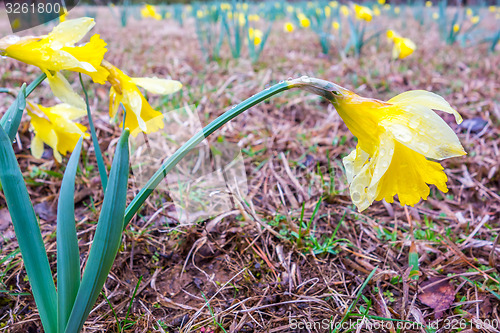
(79, 73, 108, 192)
(26, 73, 47, 97)
(123, 77, 342, 227)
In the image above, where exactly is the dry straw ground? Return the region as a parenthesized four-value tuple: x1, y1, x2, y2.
(0, 5, 499, 333)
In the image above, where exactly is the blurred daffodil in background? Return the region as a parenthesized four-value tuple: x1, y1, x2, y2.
(248, 28, 263, 46)
(330, 85, 465, 211)
(27, 102, 88, 162)
(284, 22, 294, 33)
(141, 4, 162, 20)
(102, 60, 182, 136)
(353, 4, 373, 22)
(387, 30, 416, 59)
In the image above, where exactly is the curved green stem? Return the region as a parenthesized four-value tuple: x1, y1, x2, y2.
(26, 73, 47, 97)
(123, 77, 342, 227)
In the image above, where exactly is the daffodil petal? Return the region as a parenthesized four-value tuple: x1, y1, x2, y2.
(48, 103, 86, 120)
(31, 135, 44, 159)
(131, 77, 182, 95)
(47, 17, 95, 47)
(375, 141, 448, 206)
(47, 72, 86, 109)
(381, 104, 466, 160)
(388, 90, 463, 124)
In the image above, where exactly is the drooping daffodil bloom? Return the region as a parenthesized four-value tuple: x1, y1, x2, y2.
(248, 28, 263, 46)
(141, 4, 162, 20)
(353, 4, 373, 22)
(27, 102, 88, 163)
(292, 78, 465, 211)
(387, 30, 416, 59)
(0, 17, 108, 108)
(102, 60, 182, 137)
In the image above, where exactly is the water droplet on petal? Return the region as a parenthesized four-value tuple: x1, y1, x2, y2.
(409, 115, 421, 129)
(352, 191, 361, 202)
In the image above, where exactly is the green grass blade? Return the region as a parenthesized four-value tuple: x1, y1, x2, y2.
(0, 83, 26, 142)
(123, 80, 292, 227)
(57, 137, 83, 333)
(64, 130, 130, 333)
(79, 73, 108, 192)
(0, 125, 57, 333)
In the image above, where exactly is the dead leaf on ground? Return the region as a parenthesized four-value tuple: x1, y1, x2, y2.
(419, 278, 456, 319)
(0, 208, 12, 231)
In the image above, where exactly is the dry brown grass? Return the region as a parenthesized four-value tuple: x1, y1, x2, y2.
(0, 5, 499, 333)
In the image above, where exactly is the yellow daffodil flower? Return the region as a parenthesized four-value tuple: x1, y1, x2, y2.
(387, 30, 416, 59)
(0, 17, 108, 86)
(298, 14, 310, 28)
(425, 1, 432, 7)
(324, 6, 331, 18)
(373, 6, 381, 16)
(471, 16, 480, 24)
(488, 5, 496, 12)
(141, 4, 161, 20)
(248, 28, 263, 46)
(378, 0, 386, 5)
(330, 1, 339, 9)
(466, 8, 473, 17)
(332, 21, 340, 30)
(453, 23, 460, 33)
(353, 4, 373, 22)
(284, 22, 295, 33)
(432, 12, 439, 20)
(248, 14, 260, 22)
(340, 5, 350, 17)
(394, 6, 401, 14)
(27, 102, 88, 162)
(327, 84, 465, 211)
(102, 61, 182, 137)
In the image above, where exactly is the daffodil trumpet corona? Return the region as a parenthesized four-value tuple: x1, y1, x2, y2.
(125, 76, 465, 223)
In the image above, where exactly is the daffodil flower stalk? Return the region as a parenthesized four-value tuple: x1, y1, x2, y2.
(125, 76, 465, 224)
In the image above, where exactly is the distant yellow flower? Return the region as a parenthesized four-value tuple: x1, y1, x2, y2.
(248, 14, 260, 22)
(453, 23, 460, 33)
(353, 4, 373, 22)
(488, 5, 496, 12)
(238, 13, 246, 26)
(466, 8, 473, 17)
(286, 5, 294, 13)
(141, 4, 161, 20)
(196, 10, 204, 18)
(0, 18, 108, 84)
(378, 0, 386, 4)
(425, 1, 432, 7)
(298, 14, 310, 28)
(322, 83, 465, 211)
(471, 16, 480, 24)
(387, 30, 416, 59)
(220, 3, 231, 11)
(332, 21, 340, 30)
(432, 12, 439, 20)
(102, 61, 182, 136)
(340, 5, 350, 17)
(322, 6, 329, 17)
(284, 22, 295, 33)
(248, 28, 263, 46)
(394, 6, 401, 14)
(373, 5, 381, 16)
(383, 4, 391, 10)
(27, 102, 88, 162)
(330, 1, 338, 8)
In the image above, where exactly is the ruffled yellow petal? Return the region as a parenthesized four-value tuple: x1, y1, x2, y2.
(375, 141, 448, 206)
(46, 72, 86, 109)
(123, 93, 164, 137)
(63, 34, 109, 83)
(29, 111, 62, 162)
(130, 77, 182, 95)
